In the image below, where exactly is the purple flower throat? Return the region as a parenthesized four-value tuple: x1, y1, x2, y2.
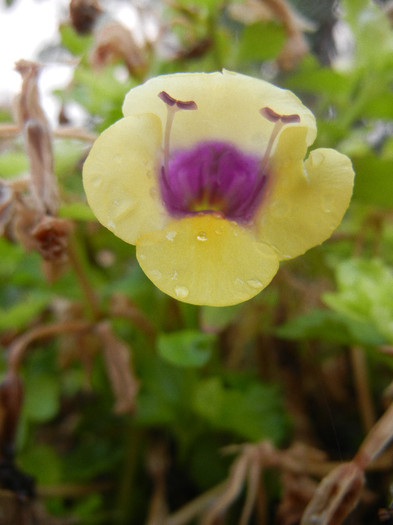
(157, 91, 300, 224)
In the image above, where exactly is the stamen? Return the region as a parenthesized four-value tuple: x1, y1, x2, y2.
(260, 106, 281, 123)
(259, 106, 300, 172)
(158, 91, 177, 106)
(158, 91, 198, 179)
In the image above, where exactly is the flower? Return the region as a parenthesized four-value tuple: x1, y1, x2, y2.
(83, 71, 354, 306)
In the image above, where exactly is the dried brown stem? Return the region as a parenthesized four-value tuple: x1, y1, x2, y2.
(350, 346, 376, 432)
(53, 126, 97, 142)
(9, 320, 91, 372)
(67, 237, 101, 321)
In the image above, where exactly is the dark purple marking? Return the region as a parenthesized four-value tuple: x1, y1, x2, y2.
(260, 106, 281, 122)
(176, 100, 198, 111)
(159, 141, 268, 223)
(280, 113, 301, 124)
(158, 91, 177, 106)
(260, 106, 300, 124)
(158, 91, 198, 111)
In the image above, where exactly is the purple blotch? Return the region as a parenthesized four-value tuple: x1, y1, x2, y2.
(281, 113, 301, 124)
(160, 141, 268, 223)
(158, 91, 177, 106)
(260, 106, 281, 122)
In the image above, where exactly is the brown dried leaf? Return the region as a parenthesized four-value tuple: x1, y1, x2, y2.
(70, 0, 102, 34)
(355, 401, 393, 469)
(277, 32, 309, 71)
(89, 21, 147, 76)
(31, 215, 72, 261)
(0, 180, 14, 236)
(300, 462, 364, 525)
(14, 60, 47, 126)
(0, 371, 23, 459)
(262, 0, 311, 70)
(96, 321, 140, 414)
(15, 60, 59, 215)
(277, 472, 317, 525)
(25, 119, 59, 215)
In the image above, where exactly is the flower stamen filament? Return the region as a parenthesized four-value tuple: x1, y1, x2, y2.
(158, 91, 197, 178)
(259, 106, 300, 173)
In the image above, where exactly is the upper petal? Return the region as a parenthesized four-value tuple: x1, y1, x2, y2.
(83, 113, 167, 245)
(122, 70, 316, 155)
(136, 213, 279, 306)
(254, 144, 355, 259)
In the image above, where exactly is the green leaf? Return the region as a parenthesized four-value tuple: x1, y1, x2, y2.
(276, 309, 354, 344)
(324, 258, 393, 344)
(59, 24, 93, 56)
(158, 330, 215, 368)
(0, 294, 50, 332)
(0, 150, 29, 178)
(238, 22, 286, 62)
(352, 154, 393, 209)
(59, 202, 95, 221)
(193, 377, 289, 443)
(23, 374, 60, 422)
(19, 444, 62, 485)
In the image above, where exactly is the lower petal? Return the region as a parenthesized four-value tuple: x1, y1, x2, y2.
(136, 214, 279, 306)
(255, 148, 355, 259)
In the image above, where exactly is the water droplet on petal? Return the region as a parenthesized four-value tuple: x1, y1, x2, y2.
(197, 231, 208, 242)
(150, 187, 158, 199)
(247, 279, 263, 289)
(166, 231, 177, 241)
(150, 269, 162, 280)
(139, 254, 146, 260)
(107, 219, 115, 229)
(170, 270, 178, 280)
(92, 176, 102, 187)
(322, 194, 335, 213)
(174, 285, 189, 299)
(234, 277, 244, 285)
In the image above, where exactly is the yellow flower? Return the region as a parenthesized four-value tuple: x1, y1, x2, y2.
(83, 71, 354, 306)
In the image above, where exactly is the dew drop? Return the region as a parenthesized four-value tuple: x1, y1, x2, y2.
(174, 285, 189, 299)
(197, 231, 208, 242)
(150, 269, 162, 280)
(247, 279, 263, 289)
(166, 231, 177, 242)
(322, 194, 335, 213)
(234, 277, 245, 285)
(170, 270, 178, 280)
(91, 176, 102, 188)
(139, 254, 146, 260)
(107, 219, 116, 229)
(150, 187, 158, 199)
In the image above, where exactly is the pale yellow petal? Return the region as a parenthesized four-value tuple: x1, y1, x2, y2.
(122, 70, 316, 155)
(136, 214, 279, 306)
(83, 113, 167, 244)
(255, 147, 355, 259)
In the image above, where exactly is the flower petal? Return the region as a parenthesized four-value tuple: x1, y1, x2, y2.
(83, 113, 167, 244)
(255, 144, 355, 259)
(136, 214, 279, 306)
(122, 71, 316, 154)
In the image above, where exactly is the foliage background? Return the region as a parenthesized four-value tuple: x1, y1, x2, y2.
(1, 0, 393, 523)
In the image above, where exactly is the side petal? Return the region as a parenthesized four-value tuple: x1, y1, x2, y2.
(255, 146, 355, 259)
(122, 71, 316, 155)
(83, 113, 166, 244)
(136, 214, 279, 306)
